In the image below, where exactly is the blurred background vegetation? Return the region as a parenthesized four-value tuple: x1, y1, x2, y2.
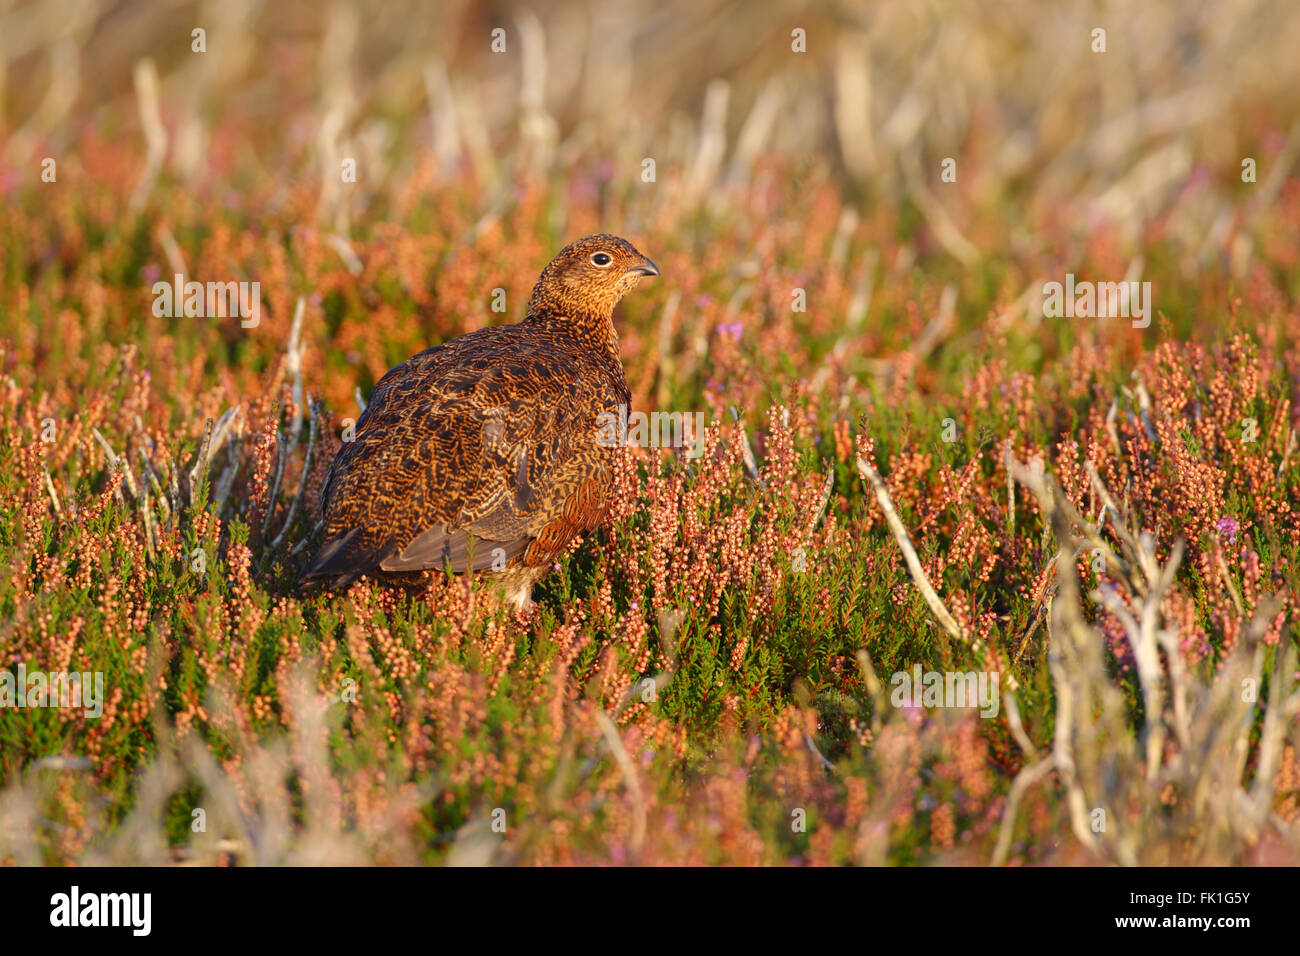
(4, 0, 1298, 245)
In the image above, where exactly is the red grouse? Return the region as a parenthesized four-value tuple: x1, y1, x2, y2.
(300, 234, 659, 609)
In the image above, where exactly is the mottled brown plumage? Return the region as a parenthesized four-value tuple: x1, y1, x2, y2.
(300, 234, 658, 609)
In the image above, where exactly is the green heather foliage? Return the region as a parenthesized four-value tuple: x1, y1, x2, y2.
(0, 0, 1298, 864)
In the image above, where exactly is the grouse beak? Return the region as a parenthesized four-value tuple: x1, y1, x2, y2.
(626, 257, 659, 278)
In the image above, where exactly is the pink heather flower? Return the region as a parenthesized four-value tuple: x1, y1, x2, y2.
(1216, 517, 1239, 544)
(900, 702, 925, 725)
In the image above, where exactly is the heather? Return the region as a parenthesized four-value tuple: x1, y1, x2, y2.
(0, 0, 1299, 865)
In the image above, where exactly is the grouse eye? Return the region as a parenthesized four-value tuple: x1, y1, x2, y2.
(591, 252, 612, 267)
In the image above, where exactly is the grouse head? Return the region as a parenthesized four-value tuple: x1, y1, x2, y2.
(526, 234, 659, 322)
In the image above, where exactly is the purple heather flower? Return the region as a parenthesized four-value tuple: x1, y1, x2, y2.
(1216, 517, 1239, 544)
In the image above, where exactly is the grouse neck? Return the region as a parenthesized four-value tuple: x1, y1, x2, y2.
(524, 307, 622, 362)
